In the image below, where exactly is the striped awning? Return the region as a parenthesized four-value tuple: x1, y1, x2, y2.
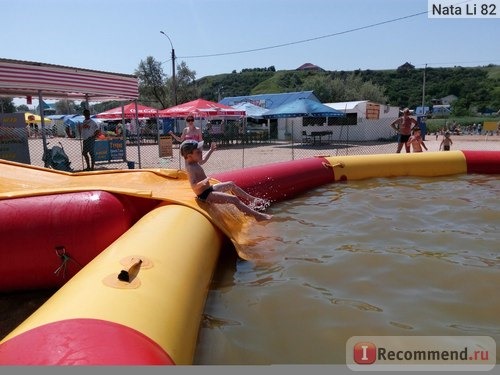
(0, 58, 138, 101)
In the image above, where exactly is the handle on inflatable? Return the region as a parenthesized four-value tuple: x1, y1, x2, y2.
(118, 259, 143, 282)
(322, 161, 345, 169)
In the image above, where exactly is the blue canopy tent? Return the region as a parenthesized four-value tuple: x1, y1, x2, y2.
(262, 98, 345, 119)
(262, 98, 345, 149)
(230, 102, 268, 119)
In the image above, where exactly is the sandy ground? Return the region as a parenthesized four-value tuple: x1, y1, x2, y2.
(28, 133, 500, 175)
(1, 134, 499, 342)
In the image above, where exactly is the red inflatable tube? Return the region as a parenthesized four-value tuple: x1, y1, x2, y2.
(0, 191, 160, 292)
(213, 157, 333, 203)
(0, 318, 174, 365)
(462, 150, 500, 175)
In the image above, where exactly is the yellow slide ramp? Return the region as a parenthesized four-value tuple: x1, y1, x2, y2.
(0, 160, 258, 364)
(0, 159, 251, 257)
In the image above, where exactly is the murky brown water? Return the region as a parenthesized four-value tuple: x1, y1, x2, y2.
(1, 175, 498, 365)
(194, 175, 500, 364)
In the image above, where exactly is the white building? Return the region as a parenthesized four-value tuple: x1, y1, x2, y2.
(280, 100, 399, 142)
(324, 101, 399, 141)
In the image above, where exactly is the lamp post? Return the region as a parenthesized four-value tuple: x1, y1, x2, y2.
(160, 31, 177, 105)
(421, 63, 427, 114)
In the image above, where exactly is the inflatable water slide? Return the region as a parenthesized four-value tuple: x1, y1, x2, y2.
(0, 150, 498, 365)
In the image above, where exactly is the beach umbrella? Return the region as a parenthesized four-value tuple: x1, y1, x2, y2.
(158, 99, 245, 118)
(95, 103, 159, 119)
(262, 98, 345, 119)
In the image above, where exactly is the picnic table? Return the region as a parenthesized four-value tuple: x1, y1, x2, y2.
(310, 131, 333, 145)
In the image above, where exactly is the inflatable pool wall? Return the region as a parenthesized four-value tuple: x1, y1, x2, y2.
(0, 204, 222, 365)
(212, 151, 500, 202)
(0, 191, 160, 291)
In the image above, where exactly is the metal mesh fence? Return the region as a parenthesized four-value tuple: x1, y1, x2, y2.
(2, 117, 499, 176)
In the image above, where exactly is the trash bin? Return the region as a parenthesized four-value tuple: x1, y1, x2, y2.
(127, 161, 135, 169)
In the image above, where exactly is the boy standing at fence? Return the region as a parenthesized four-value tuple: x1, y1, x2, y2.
(180, 140, 272, 221)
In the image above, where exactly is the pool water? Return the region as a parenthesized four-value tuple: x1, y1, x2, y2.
(194, 175, 500, 364)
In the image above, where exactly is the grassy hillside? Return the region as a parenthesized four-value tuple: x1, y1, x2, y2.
(196, 64, 500, 114)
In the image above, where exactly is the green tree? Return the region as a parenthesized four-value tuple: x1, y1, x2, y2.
(451, 98, 471, 116)
(172, 61, 198, 105)
(55, 100, 77, 114)
(302, 73, 387, 103)
(135, 56, 168, 108)
(0, 98, 16, 113)
(301, 75, 334, 102)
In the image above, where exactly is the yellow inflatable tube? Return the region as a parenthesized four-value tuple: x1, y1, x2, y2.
(0, 203, 222, 365)
(324, 151, 467, 181)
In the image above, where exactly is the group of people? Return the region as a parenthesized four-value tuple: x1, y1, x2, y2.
(75, 105, 464, 222)
(390, 108, 452, 153)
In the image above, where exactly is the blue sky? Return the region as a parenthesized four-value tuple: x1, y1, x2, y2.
(3, 0, 499, 79)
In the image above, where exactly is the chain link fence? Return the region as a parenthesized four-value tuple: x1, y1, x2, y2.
(2, 116, 499, 176)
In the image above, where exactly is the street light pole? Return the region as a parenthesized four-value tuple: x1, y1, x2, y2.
(160, 31, 177, 105)
(421, 63, 427, 114)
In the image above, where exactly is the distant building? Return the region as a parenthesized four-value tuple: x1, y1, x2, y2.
(397, 62, 415, 72)
(296, 63, 324, 72)
(440, 95, 458, 106)
(431, 95, 457, 106)
(323, 101, 399, 141)
(221, 94, 399, 142)
(431, 104, 452, 116)
(415, 106, 431, 116)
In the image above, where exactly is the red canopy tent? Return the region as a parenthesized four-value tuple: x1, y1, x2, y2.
(95, 102, 159, 119)
(158, 99, 245, 118)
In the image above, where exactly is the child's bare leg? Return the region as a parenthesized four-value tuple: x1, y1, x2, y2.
(207, 191, 272, 221)
(213, 181, 268, 206)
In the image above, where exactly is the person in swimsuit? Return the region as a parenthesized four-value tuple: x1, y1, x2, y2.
(180, 140, 272, 222)
(406, 127, 428, 153)
(169, 114, 203, 142)
(390, 108, 418, 153)
(439, 131, 453, 151)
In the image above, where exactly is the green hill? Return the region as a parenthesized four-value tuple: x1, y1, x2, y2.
(196, 64, 500, 114)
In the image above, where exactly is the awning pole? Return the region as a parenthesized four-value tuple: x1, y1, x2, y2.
(122, 105, 127, 162)
(135, 100, 142, 168)
(38, 90, 48, 152)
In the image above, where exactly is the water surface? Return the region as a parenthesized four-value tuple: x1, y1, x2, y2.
(194, 175, 500, 364)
